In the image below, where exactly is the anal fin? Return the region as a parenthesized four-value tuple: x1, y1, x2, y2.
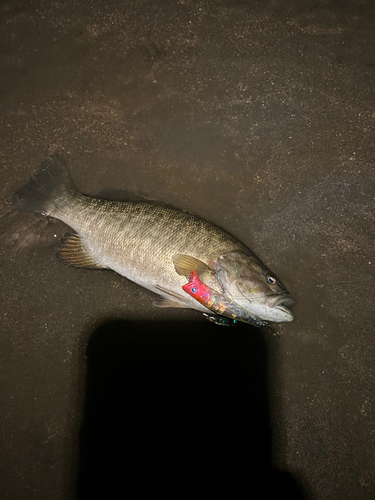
(56, 233, 106, 269)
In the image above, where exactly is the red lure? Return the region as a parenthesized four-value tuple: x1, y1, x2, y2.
(182, 270, 268, 327)
(182, 270, 227, 314)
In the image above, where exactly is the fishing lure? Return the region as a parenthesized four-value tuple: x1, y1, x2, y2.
(182, 270, 268, 328)
(203, 313, 239, 327)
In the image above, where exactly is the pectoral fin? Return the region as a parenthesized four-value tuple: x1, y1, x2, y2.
(173, 254, 213, 277)
(56, 233, 106, 269)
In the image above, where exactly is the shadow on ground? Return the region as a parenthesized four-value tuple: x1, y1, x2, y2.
(77, 320, 305, 499)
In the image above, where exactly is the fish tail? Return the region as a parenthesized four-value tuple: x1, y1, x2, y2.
(12, 154, 78, 217)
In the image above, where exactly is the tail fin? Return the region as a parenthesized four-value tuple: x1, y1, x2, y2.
(12, 154, 78, 216)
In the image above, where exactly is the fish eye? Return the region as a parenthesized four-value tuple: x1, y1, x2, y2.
(268, 276, 277, 285)
(191, 287, 197, 293)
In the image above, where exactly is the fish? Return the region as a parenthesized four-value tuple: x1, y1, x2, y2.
(11, 154, 295, 324)
(182, 270, 268, 327)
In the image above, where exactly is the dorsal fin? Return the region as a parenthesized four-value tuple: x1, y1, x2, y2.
(173, 254, 212, 277)
(56, 233, 106, 269)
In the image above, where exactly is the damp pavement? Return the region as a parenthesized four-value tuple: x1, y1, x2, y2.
(0, 1, 374, 499)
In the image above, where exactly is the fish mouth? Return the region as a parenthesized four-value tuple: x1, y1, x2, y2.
(274, 295, 295, 308)
(268, 294, 295, 317)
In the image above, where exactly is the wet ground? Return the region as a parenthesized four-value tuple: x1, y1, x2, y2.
(1, 0, 374, 498)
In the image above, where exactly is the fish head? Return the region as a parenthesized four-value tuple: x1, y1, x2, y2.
(213, 250, 295, 323)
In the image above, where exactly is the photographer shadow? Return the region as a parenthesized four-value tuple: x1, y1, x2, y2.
(77, 319, 305, 499)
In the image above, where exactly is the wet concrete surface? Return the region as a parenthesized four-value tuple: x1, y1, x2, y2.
(0, 0, 374, 498)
